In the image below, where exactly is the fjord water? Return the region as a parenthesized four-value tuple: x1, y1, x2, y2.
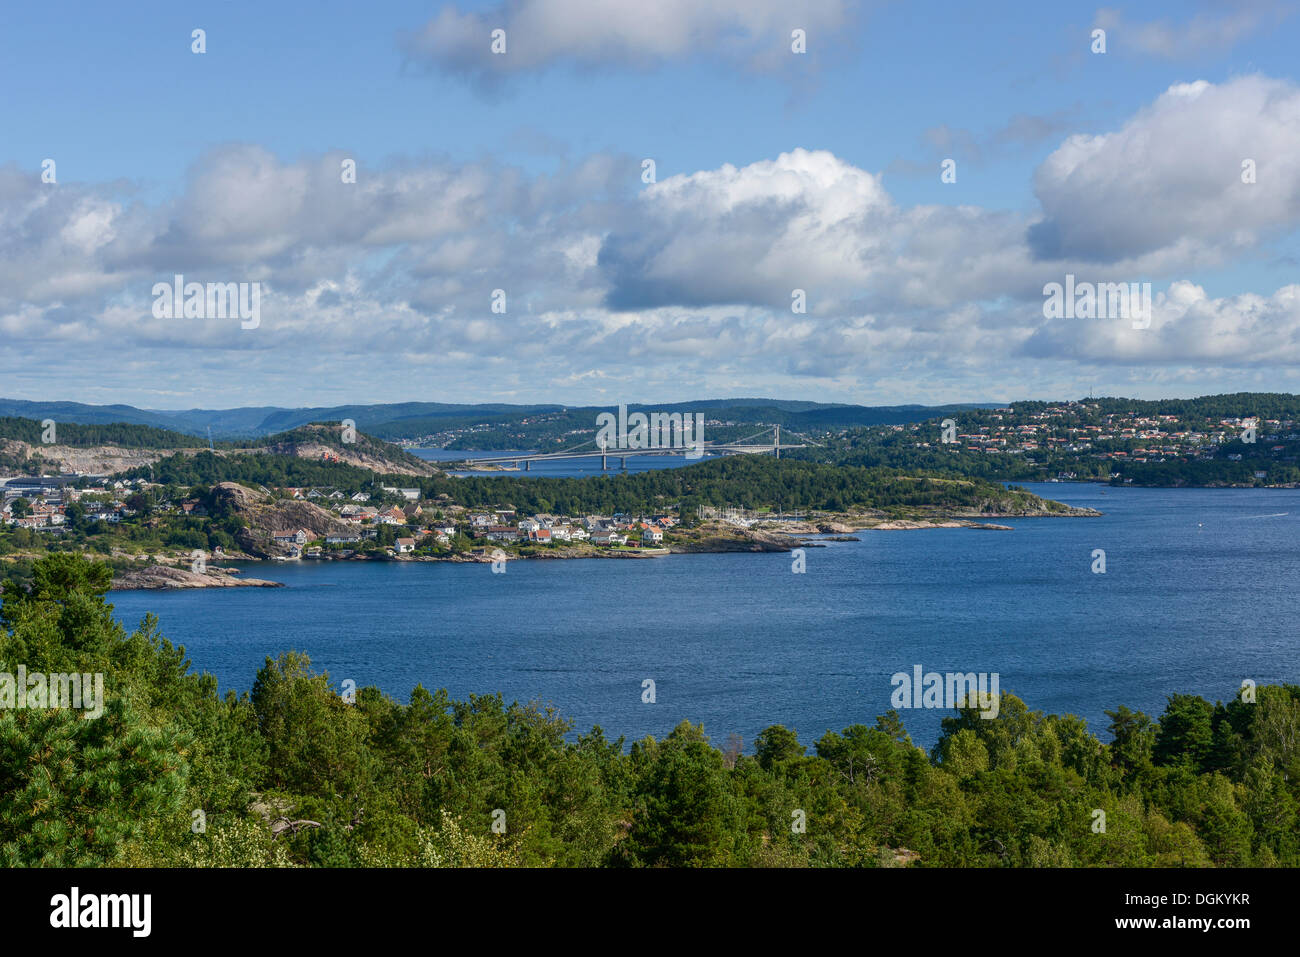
(109, 483, 1299, 750)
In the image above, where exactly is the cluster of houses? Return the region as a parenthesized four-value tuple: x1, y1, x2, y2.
(1, 477, 150, 531)
(269, 500, 678, 559)
(465, 511, 671, 547)
(277, 485, 421, 503)
(1, 471, 681, 560)
(3, 497, 72, 529)
(901, 404, 1299, 466)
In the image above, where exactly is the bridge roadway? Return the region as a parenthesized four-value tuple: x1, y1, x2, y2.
(447, 443, 807, 471)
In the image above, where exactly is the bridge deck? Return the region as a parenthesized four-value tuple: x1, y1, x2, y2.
(447, 444, 806, 466)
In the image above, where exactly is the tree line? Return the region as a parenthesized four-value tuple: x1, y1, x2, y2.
(127, 452, 1066, 517)
(0, 416, 209, 450)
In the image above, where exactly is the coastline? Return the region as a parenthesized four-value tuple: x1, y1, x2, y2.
(99, 507, 1098, 588)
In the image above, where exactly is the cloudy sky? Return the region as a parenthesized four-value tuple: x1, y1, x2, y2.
(2, 0, 1299, 409)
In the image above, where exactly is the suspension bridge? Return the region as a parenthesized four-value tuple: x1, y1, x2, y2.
(444, 424, 809, 471)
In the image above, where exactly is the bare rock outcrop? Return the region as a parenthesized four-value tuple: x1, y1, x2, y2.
(211, 482, 355, 558)
(257, 423, 439, 476)
(114, 564, 284, 589)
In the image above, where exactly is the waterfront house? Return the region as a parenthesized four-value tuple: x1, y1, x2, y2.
(378, 507, 407, 525)
(486, 525, 519, 543)
(395, 537, 416, 554)
(641, 527, 664, 544)
(529, 528, 553, 544)
(273, 528, 310, 546)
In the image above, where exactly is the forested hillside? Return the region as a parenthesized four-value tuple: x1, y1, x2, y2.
(0, 397, 997, 442)
(0, 417, 209, 450)
(131, 452, 1079, 517)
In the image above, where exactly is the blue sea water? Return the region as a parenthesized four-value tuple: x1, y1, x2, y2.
(108, 483, 1300, 751)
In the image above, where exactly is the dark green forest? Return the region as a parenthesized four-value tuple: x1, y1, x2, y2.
(0, 417, 209, 450)
(128, 452, 1072, 517)
(119, 450, 380, 492)
(1, 554, 1295, 868)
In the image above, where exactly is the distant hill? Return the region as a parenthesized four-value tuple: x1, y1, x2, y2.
(0, 398, 567, 439)
(0, 416, 437, 478)
(0, 398, 1005, 444)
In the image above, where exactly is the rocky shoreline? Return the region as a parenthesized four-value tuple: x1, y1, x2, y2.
(104, 506, 1100, 588)
(862, 519, 1014, 530)
(113, 565, 285, 590)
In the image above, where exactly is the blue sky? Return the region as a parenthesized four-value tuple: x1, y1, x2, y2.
(2, 0, 1299, 408)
